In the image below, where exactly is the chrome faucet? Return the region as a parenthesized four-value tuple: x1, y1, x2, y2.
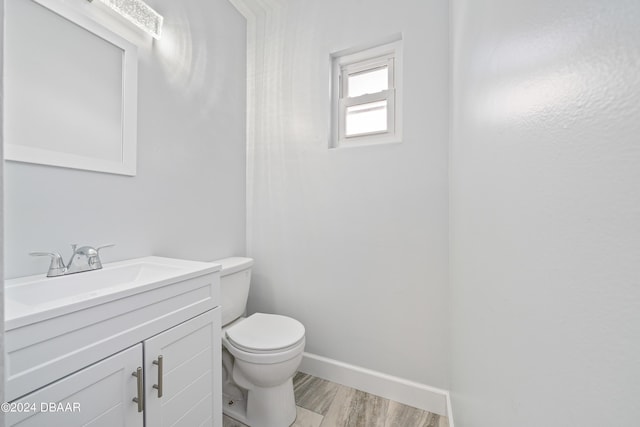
(30, 244, 115, 277)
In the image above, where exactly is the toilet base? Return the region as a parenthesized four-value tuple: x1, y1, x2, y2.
(246, 377, 297, 427)
(223, 394, 249, 425)
(223, 378, 297, 427)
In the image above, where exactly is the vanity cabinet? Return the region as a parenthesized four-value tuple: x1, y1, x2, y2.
(7, 344, 144, 426)
(7, 309, 221, 427)
(5, 258, 222, 427)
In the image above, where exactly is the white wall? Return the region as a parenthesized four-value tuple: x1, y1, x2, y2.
(244, 0, 450, 388)
(4, 0, 247, 279)
(450, 0, 640, 425)
(0, 0, 5, 421)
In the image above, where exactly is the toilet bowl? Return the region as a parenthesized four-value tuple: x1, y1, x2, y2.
(215, 258, 306, 427)
(223, 313, 305, 426)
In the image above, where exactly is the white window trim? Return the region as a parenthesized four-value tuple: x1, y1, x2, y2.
(331, 40, 403, 148)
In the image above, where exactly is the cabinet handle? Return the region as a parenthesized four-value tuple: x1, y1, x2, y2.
(132, 367, 144, 412)
(153, 355, 164, 398)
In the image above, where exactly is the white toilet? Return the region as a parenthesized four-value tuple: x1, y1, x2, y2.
(215, 257, 305, 427)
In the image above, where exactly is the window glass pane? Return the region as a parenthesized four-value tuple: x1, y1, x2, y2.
(347, 66, 388, 97)
(345, 100, 387, 137)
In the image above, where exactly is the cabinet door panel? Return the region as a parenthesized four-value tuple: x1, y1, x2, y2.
(7, 344, 143, 427)
(163, 367, 212, 426)
(163, 346, 212, 406)
(171, 391, 214, 427)
(145, 308, 221, 427)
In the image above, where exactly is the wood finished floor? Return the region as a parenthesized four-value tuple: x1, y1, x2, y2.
(223, 372, 450, 427)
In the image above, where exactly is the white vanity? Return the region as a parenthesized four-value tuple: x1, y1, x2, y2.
(4, 257, 222, 426)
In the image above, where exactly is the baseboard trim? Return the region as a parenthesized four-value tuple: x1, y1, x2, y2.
(446, 390, 455, 427)
(298, 352, 449, 417)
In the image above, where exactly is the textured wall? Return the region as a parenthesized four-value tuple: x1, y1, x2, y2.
(450, 0, 640, 425)
(243, 0, 450, 388)
(4, 0, 247, 278)
(0, 0, 5, 420)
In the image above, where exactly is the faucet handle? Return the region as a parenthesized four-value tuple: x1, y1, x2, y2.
(95, 244, 115, 254)
(29, 252, 66, 277)
(92, 244, 115, 268)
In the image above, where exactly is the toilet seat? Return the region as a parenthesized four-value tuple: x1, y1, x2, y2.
(226, 313, 305, 354)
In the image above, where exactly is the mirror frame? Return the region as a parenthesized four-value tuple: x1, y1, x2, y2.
(5, 0, 138, 176)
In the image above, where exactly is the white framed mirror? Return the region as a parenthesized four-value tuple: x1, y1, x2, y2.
(5, 0, 138, 176)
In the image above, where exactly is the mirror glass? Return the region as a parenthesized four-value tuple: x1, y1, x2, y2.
(5, 0, 138, 176)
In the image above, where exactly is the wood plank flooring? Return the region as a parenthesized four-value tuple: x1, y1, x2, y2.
(223, 372, 449, 427)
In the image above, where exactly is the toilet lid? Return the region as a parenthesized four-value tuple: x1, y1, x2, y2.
(225, 313, 305, 353)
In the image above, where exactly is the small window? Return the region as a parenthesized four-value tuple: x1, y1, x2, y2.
(331, 40, 402, 148)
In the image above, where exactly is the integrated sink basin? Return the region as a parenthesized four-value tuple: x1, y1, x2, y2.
(5, 256, 220, 330)
(5, 255, 221, 403)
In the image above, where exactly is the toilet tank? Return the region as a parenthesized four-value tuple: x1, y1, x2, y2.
(215, 257, 254, 326)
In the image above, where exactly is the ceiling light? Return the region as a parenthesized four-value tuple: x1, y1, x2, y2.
(89, 0, 163, 39)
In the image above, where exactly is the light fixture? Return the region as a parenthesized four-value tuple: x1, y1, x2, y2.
(89, 0, 163, 39)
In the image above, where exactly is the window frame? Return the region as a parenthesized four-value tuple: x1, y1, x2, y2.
(331, 40, 403, 148)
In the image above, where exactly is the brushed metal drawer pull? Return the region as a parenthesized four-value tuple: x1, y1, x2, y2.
(153, 355, 164, 398)
(132, 367, 144, 412)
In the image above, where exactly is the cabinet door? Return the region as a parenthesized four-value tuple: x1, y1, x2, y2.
(144, 308, 221, 427)
(7, 344, 143, 427)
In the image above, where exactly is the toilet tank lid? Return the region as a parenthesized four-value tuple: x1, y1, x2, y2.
(215, 257, 254, 277)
